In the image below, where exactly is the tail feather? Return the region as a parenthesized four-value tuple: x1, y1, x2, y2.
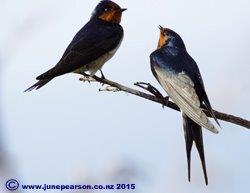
(182, 113, 208, 185)
(36, 68, 55, 80)
(24, 79, 52, 92)
(36, 65, 65, 80)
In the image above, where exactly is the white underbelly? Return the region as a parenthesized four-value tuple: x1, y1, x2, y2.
(88, 51, 115, 75)
(76, 36, 123, 76)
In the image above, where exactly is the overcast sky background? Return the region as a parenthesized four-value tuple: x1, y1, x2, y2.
(1, 0, 250, 192)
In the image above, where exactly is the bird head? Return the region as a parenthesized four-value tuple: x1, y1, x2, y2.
(157, 25, 186, 50)
(91, 0, 127, 24)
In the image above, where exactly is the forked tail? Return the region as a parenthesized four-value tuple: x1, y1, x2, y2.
(182, 113, 208, 185)
(24, 79, 52, 92)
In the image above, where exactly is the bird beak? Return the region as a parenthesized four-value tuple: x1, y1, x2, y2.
(158, 25, 164, 32)
(120, 8, 127, 12)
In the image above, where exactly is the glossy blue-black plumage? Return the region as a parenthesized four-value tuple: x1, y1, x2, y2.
(37, 19, 123, 80)
(151, 36, 219, 123)
(25, 1, 124, 92)
(151, 47, 199, 84)
(150, 29, 219, 185)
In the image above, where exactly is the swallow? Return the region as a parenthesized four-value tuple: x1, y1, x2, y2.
(150, 26, 221, 185)
(25, 0, 126, 92)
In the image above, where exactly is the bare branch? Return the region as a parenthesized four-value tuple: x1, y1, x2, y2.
(79, 74, 250, 130)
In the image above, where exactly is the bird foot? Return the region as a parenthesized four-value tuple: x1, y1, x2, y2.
(100, 70, 106, 79)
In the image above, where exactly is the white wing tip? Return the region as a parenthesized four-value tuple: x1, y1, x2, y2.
(207, 126, 219, 134)
(212, 128, 219, 134)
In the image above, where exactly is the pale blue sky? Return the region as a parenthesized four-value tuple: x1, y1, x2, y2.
(1, 0, 250, 193)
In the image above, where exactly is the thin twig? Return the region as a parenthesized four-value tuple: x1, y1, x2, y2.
(79, 74, 250, 130)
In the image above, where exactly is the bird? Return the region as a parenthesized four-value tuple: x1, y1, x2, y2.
(25, 0, 126, 92)
(150, 26, 221, 185)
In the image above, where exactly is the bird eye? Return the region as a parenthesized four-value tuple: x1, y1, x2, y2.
(104, 7, 112, 12)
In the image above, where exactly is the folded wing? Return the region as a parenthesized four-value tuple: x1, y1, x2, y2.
(37, 21, 123, 80)
(151, 63, 219, 133)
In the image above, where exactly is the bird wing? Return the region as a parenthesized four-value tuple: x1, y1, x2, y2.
(150, 53, 219, 133)
(194, 73, 221, 127)
(37, 21, 123, 80)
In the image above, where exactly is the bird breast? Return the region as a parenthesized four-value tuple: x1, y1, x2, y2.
(88, 36, 123, 76)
